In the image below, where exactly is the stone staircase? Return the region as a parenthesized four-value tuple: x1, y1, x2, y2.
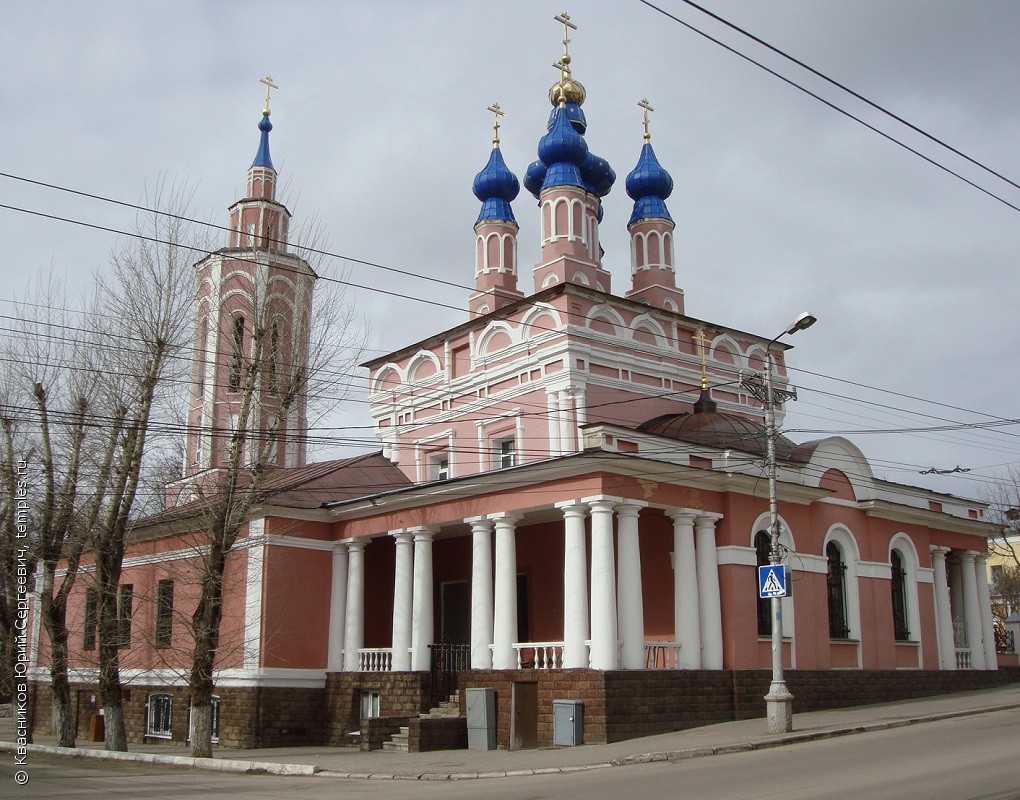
(382, 691, 461, 752)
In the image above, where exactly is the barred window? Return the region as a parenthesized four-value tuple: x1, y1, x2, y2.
(826, 542, 850, 639)
(891, 549, 910, 641)
(146, 694, 173, 739)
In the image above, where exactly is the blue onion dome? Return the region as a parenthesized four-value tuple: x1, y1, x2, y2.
(546, 101, 587, 134)
(523, 105, 588, 197)
(523, 160, 548, 198)
(626, 141, 674, 225)
(473, 147, 520, 224)
(581, 151, 616, 197)
(251, 112, 274, 169)
(537, 105, 589, 168)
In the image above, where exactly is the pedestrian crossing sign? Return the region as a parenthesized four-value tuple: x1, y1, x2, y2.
(758, 565, 788, 598)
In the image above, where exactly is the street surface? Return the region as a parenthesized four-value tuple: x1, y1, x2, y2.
(2, 708, 1018, 800)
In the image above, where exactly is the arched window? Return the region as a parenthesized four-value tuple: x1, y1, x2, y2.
(826, 542, 850, 638)
(755, 530, 772, 636)
(266, 319, 281, 395)
(228, 315, 245, 392)
(891, 549, 910, 641)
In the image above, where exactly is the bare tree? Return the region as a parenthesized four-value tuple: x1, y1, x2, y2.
(90, 182, 204, 751)
(1, 281, 124, 749)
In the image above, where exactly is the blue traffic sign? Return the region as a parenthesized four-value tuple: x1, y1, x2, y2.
(758, 565, 787, 598)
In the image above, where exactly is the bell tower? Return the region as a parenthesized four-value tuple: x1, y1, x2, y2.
(182, 77, 315, 489)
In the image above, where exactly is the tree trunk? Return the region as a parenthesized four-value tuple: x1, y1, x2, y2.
(97, 578, 127, 751)
(189, 699, 213, 758)
(40, 583, 74, 748)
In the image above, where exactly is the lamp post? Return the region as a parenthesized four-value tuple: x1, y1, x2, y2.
(743, 312, 816, 734)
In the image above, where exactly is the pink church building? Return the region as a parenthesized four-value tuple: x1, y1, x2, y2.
(29, 32, 1011, 751)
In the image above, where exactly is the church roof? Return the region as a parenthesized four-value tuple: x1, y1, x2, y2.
(626, 141, 674, 225)
(135, 452, 412, 533)
(251, 112, 274, 170)
(637, 390, 798, 460)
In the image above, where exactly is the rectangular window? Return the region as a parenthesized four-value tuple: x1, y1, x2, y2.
(430, 453, 449, 481)
(495, 438, 516, 469)
(83, 589, 97, 651)
(146, 693, 173, 738)
(358, 689, 380, 721)
(155, 579, 174, 648)
(118, 584, 134, 648)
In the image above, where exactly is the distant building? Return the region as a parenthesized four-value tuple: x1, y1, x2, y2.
(30, 23, 1008, 750)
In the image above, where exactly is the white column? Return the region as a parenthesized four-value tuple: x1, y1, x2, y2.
(559, 501, 590, 669)
(469, 518, 494, 669)
(975, 553, 998, 670)
(616, 503, 645, 669)
(410, 528, 435, 672)
(959, 551, 986, 670)
(547, 391, 561, 457)
(342, 540, 367, 671)
(492, 513, 520, 669)
(668, 509, 701, 669)
(326, 542, 349, 671)
(929, 546, 956, 670)
(558, 389, 573, 453)
(695, 513, 724, 670)
(589, 499, 619, 670)
(390, 531, 415, 671)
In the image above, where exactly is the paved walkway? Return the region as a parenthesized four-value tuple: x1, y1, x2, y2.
(3, 684, 1020, 780)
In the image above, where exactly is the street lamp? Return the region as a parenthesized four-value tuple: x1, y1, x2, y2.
(743, 311, 816, 734)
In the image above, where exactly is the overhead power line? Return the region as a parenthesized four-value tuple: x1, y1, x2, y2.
(637, 0, 1020, 214)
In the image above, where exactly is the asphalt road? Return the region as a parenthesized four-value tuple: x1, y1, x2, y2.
(2, 708, 1018, 800)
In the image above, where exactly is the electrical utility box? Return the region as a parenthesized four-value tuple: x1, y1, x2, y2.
(466, 687, 496, 750)
(552, 700, 583, 746)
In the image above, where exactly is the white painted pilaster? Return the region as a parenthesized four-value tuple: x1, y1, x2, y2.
(243, 519, 266, 670)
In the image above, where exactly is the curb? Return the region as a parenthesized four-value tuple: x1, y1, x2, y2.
(4, 701, 1018, 780)
(0, 741, 318, 776)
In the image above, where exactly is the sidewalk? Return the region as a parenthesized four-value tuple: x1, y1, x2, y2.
(4, 684, 1020, 780)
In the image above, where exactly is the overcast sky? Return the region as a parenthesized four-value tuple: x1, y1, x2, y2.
(3, 1, 1018, 505)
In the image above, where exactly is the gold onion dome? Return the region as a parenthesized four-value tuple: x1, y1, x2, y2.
(549, 53, 585, 106)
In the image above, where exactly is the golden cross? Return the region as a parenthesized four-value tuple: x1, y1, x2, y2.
(487, 102, 505, 147)
(260, 75, 279, 115)
(638, 98, 654, 142)
(694, 329, 709, 390)
(554, 11, 576, 84)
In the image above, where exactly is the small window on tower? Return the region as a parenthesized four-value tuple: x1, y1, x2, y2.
(495, 437, 515, 469)
(430, 453, 450, 482)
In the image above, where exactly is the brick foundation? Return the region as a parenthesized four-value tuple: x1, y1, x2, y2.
(28, 666, 1019, 750)
(324, 672, 430, 746)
